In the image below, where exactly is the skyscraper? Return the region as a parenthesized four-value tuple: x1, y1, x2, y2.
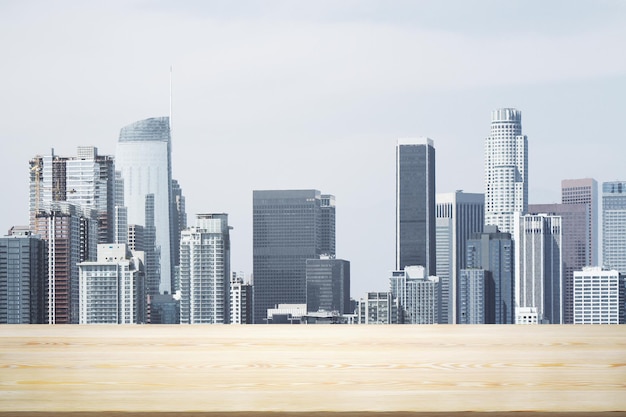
(179, 214, 231, 324)
(515, 214, 563, 324)
(253, 190, 333, 324)
(305, 258, 350, 314)
(458, 269, 494, 324)
(389, 266, 439, 324)
(484, 108, 528, 234)
(435, 191, 484, 323)
(116, 117, 174, 294)
(562, 178, 598, 266)
(396, 138, 436, 274)
(602, 181, 626, 275)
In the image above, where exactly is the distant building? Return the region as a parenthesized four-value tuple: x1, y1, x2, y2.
(602, 181, 626, 275)
(266, 303, 307, 324)
(436, 191, 484, 323)
(458, 269, 494, 324)
(230, 272, 252, 324)
(515, 307, 539, 325)
(515, 214, 563, 324)
(0, 229, 47, 324)
(561, 178, 598, 266)
(253, 190, 334, 324)
(148, 293, 180, 324)
(356, 292, 398, 324)
(573, 267, 624, 324)
(305, 258, 350, 314)
(179, 214, 231, 324)
(390, 266, 439, 324)
(396, 138, 436, 275)
(465, 226, 514, 324)
(484, 108, 528, 234)
(78, 244, 145, 324)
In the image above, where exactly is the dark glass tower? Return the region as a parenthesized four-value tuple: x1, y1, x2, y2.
(253, 190, 334, 324)
(396, 138, 436, 275)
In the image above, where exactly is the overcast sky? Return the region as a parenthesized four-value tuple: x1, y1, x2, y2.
(1, 0, 625, 298)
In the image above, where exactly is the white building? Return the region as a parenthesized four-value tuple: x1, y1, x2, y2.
(179, 214, 231, 324)
(515, 214, 563, 324)
(357, 292, 398, 324)
(484, 108, 528, 234)
(573, 267, 624, 324)
(230, 272, 252, 324)
(390, 266, 439, 324)
(78, 244, 145, 324)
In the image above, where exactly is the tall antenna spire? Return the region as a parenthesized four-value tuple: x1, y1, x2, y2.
(169, 65, 173, 133)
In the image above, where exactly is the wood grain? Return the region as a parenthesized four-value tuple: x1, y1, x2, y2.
(0, 325, 624, 413)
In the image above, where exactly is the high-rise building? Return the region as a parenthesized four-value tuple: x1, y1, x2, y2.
(320, 195, 336, 256)
(253, 190, 333, 324)
(0, 229, 47, 324)
(515, 214, 563, 324)
(396, 138, 436, 275)
(573, 267, 624, 324)
(561, 178, 598, 266)
(356, 292, 398, 324)
(435, 191, 484, 323)
(602, 181, 626, 275)
(484, 108, 528, 234)
(305, 258, 350, 314)
(179, 214, 231, 324)
(116, 117, 174, 294)
(458, 269, 494, 324)
(389, 265, 440, 324)
(78, 244, 145, 324)
(465, 225, 514, 324)
(170, 179, 187, 271)
(529, 203, 588, 324)
(230, 272, 253, 324)
(29, 147, 116, 245)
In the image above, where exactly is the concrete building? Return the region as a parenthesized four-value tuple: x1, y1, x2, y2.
(562, 178, 598, 266)
(602, 181, 626, 275)
(116, 117, 174, 294)
(230, 272, 253, 324)
(305, 258, 350, 314)
(390, 266, 439, 324)
(253, 190, 334, 324)
(515, 214, 563, 324)
(78, 244, 145, 324)
(396, 138, 436, 275)
(356, 292, 398, 324)
(435, 191, 484, 323)
(465, 225, 514, 324)
(573, 267, 624, 324)
(458, 269, 494, 324)
(484, 108, 528, 234)
(529, 203, 588, 324)
(0, 229, 47, 324)
(179, 214, 231, 324)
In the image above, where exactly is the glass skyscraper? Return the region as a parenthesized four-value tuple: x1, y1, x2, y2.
(396, 138, 436, 275)
(116, 117, 174, 295)
(602, 181, 626, 275)
(252, 190, 334, 324)
(484, 108, 528, 234)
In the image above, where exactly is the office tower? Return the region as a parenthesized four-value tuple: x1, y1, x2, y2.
(147, 294, 180, 324)
(484, 108, 528, 234)
(562, 178, 598, 266)
(32, 202, 98, 324)
(78, 244, 145, 324)
(116, 117, 174, 294)
(253, 190, 333, 324)
(230, 272, 253, 324)
(305, 258, 350, 314)
(179, 214, 231, 324)
(0, 229, 47, 324)
(356, 292, 398, 324)
(396, 138, 436, 274)
(170, 179, 187, 272)
(515, 214, 563, 324)
(602, 181, 626, 274)
(529, 203, 588, 324)
(466, 226, 514, 324)
(114, 171, 128, 245)
(436, 191, 484, 323)
(143, 194, 159, 296)
(573, 267, 624, 324)
(320, 195, 336, 256)
(458, 269, 494, 324)
(29, 148, 116, 245)
(390, 266, 439, 324)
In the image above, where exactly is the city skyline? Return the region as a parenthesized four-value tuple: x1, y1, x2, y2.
(1, 1, 624, 298)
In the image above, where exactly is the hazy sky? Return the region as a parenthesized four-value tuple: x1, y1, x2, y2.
(1, 0, 625, 298)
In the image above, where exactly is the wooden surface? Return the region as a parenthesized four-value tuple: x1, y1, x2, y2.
(0, 325, 624, 413)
